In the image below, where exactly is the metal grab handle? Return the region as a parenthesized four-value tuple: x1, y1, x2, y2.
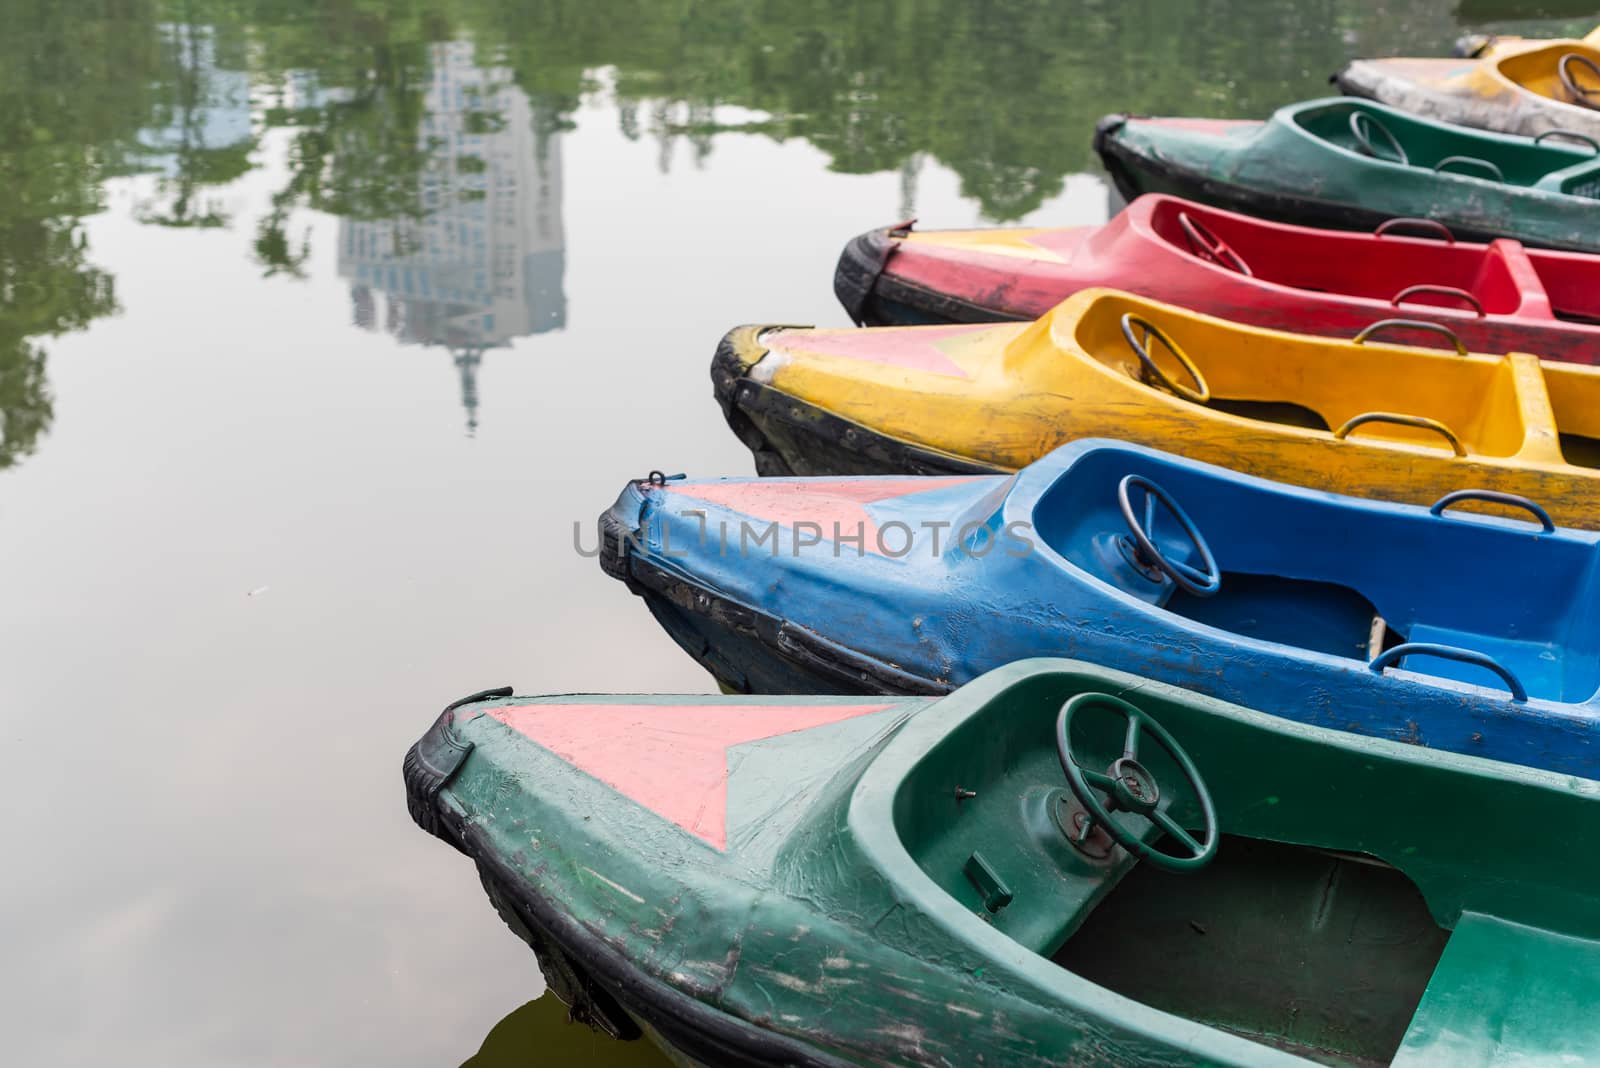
(1176, 211, 1253, 276)
(1374, 218, 1454, 243)
(1433, 155, 1506, 182)
(1534, 129, 1600, 153)
(1349, 111, 1409, 164)
(1353, 318, 1469, 355)
(1429, 489, 1555, 532)
(1369, 642, 1528, 702)
(1558, 53, 1600, 104)
(1333, 412, 1467, 456)
(1391, 284, 1485, 318)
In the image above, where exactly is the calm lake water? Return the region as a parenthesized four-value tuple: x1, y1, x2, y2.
(2, 2, 1588, 1064)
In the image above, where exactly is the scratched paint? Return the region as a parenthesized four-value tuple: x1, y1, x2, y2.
(604, 437, 1600, 779)
(1336, 39, 1600, 143)
(1132, 117, 1261, 136)
(722, 285, 1600, 532)
(763, 323, 1010, 379)
(848, 193, 1600, 366)
(1096, 97, 1600, 254)
(490, 702, 893, 848)
(661, 478, 981, 552)
(411, 662, 1600, 1067)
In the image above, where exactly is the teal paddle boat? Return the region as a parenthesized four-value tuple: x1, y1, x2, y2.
(1094, 97, 1600, 252)
(406, 661, 1600, 1067)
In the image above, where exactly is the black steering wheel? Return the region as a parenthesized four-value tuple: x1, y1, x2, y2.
(1348, 111, 1409, 165)
(1119, 314, 1211, 404)
(1056, 692, 1219, 873)
(1177, 212, 1253, 276)
(1558, 53, 1600, 109)
(1117, 474, 1221, 597)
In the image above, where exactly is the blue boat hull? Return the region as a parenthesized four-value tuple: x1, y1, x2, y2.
(600, 440, 1600, 778)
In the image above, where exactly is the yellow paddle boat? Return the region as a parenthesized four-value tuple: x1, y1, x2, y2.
(1455, 22, 1600, 61)
(711, 289, 1600, 528)
(1337, 36, 1600, 142)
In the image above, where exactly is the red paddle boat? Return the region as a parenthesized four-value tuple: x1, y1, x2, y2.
(834, 193, 1600, 364)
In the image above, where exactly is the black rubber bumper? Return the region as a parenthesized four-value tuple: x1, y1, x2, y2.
(833, 226, 897, 325)
(597, 504, 951, 697)
(1091, 114, 1141, 202)
(710, 326, 785, 472)
(709, 327, 1004, 478)
(833, 224, 1033, 327)
(1328, 63, 1363, 97)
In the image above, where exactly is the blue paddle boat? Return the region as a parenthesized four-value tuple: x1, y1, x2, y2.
(599, 441, 1600, 778)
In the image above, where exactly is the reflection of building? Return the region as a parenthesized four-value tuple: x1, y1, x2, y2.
(337, 41, 566, 432)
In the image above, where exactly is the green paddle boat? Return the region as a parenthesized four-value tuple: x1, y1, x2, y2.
(405, 661, 1600, 1068)
(1094, 97, 1600, 252)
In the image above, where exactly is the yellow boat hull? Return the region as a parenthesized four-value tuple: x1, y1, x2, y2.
(712, 289, 1600, 529)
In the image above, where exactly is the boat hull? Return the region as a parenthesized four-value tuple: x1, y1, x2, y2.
(408, 663, 1600, 1067)
(710, 328, 1001, 478)
(711, 293, 1600, 532)
(1092, 98, 1600, 254)
(1456, 22, 1600, 61)
(602, 509, 951, 697)
(833, 195, 1600, 364)
(1094, 116, 1409, 235)
(410, 752, 854, 1068)
(834, 225, 1032, 326)
(602, 439, 1600, 778)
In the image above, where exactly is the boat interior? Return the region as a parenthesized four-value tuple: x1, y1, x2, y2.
(890, 665, 1600, 1066)
(1058, 290, 1600, 466)
(1290, 99, 1600, 195)
(1544, 359, 1600, 465)
(1026, 443, 1600, 703)
(1143, 198, 1532, 314)
(1495, 41, 1600, 105)
(1523, 245, 1600, 323)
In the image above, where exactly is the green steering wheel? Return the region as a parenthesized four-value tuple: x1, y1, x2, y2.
(1055, 692, 1219, 872)
(1349, 111, 1409, 165)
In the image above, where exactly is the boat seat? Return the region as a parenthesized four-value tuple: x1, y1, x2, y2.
(1534, 156, 1600, 197)
(1394, 912, 1600, 1066)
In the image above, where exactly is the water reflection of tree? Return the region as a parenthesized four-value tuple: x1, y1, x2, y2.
(0, 0, 1582, 472)
(134, 16, 257, 228)
(461, 994, 673, 1067)
(0, 3, 159, 469)
(478, 0, 1479, 219)
(121, 0, 1571, 244)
